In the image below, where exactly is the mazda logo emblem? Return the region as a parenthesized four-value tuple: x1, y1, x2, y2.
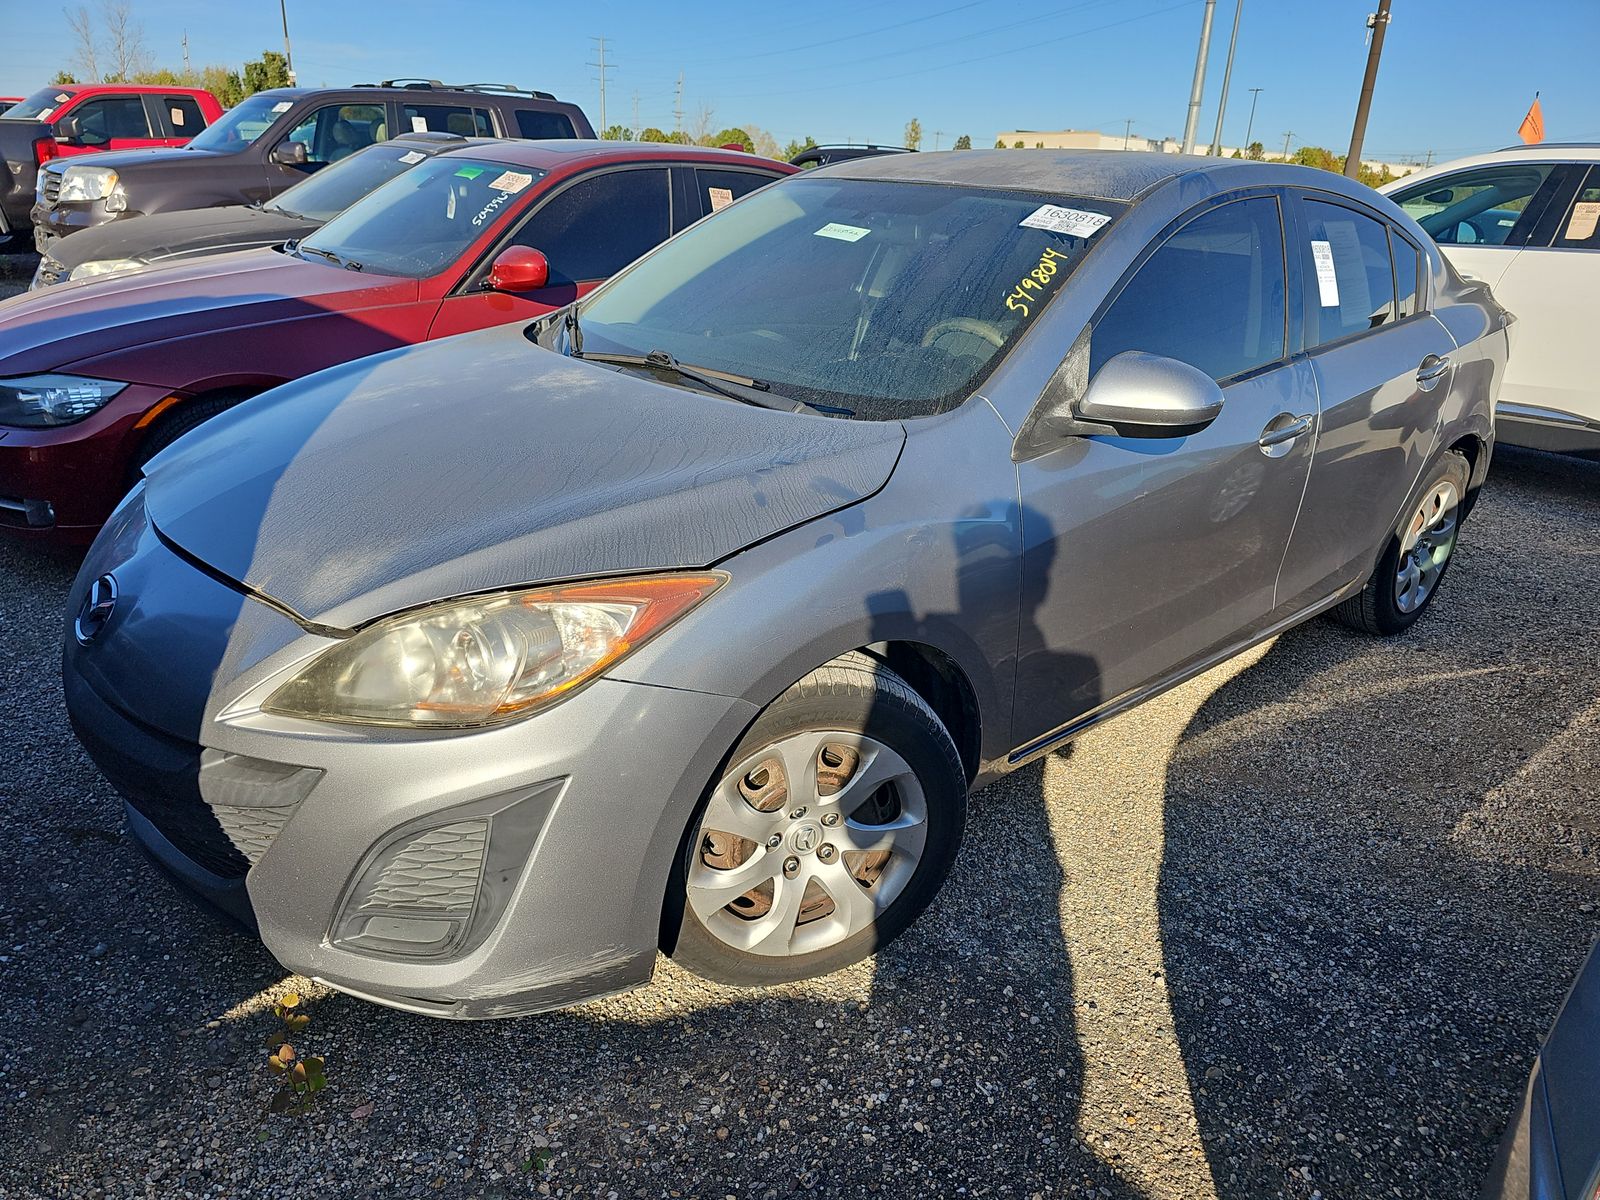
(74, 574, 118, 646)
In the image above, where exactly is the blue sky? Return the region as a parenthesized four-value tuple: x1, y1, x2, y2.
(6, 0, 1596, 164)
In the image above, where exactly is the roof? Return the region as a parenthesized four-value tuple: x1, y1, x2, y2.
(433, 139, 793, 172)
(1378, 142, 1600, 195)
(817, 148, 1377, 203)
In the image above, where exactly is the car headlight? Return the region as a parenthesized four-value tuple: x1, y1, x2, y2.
(0, 374, 129, 427)
(68, 257, 144, 282)
(58, 166, 119, 202)
(264, 573, 726, 728)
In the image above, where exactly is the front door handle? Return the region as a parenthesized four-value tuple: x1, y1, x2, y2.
(1258, 413, 1314, 448)
(1416, 353, 1451, 388)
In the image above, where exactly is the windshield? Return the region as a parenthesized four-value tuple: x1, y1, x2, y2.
(3, 88, 79, 121)
(298, 156, 546, 278)
(266, 141, 439, 222)
(573, 177, 1125, 420)
(188, 93, 293, 151)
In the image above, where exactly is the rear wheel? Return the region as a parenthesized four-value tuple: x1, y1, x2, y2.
(1332, 451, 1470, 635)
(667, 653, 966, 986)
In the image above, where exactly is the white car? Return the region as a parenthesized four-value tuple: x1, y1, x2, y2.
(1383, 144, 1600, 453)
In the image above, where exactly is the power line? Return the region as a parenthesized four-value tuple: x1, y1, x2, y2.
(588, 36, 611, 134)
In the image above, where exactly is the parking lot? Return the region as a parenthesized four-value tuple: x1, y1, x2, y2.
(0, 220, 1595, 1196)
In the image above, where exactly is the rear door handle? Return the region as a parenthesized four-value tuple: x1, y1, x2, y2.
(1258, 413, 1313, 448)
(1416, 354, 1451, 387)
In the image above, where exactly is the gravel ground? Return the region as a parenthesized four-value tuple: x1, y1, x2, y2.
(0, 410, 1596, 1197)
(0, 249, 33, 300)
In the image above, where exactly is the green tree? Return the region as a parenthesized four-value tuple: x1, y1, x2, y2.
(1291, 144, 1339, 172)
(199, 63, 246, 106)
(1245, 140, 1264, 160)
(993, 137, 1005, 149)
(639, 126, 671, 143)
(782, 135, 818, 160)
(952, 134, 971, 150)
(242, 50, 291, 96)
(904, 117, 922, 151)
(1012, 140, 1024, 149)
(600, 124, 630, 140)
(51, 70, 78, 85)
(710, 127, 753, 152)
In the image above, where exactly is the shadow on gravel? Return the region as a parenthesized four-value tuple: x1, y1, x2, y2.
(1157, 448, 1600, 1198)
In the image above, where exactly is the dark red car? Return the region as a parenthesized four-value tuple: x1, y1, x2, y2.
(0, 140, 794, 542)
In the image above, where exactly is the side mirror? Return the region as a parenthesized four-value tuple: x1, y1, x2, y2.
(1075, 351, 1225, 435)
(270, 140, 309, 166)
(486, 246, 550, 293)
(54, 114, 82, 143)
(1012, 333, 1223, 462)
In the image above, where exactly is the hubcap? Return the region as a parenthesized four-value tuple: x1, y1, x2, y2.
(1394, 478, 1460, 614)
(687, 731, 928, 957)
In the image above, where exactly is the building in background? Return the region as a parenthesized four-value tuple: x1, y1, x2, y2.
(991, 128, 1413, 179)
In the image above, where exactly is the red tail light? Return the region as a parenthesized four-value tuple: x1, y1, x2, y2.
(33, 136, 60, 166)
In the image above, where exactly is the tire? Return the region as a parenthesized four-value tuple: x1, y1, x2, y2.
(666, 651, 967, 987)
(129, 393, 250, 483)
(1331, 450, 1471, 636)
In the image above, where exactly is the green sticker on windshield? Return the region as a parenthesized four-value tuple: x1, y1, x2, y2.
(454, 166, 485, 179)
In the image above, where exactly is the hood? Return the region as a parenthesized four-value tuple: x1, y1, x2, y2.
(0, 249, 414, 377)
(143, 324, 905, 629)
(53, 144, 229, 173)
(49, 206, 314, 270)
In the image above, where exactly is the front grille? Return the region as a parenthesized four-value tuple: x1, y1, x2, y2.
(42, 172, 60, 204)
(121, 750, 319, 879)
(359, 821, 488, 912)
(34, 256, 65, 287)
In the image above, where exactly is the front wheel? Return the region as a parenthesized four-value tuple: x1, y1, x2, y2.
(1332, 451, 1470, 636)
(666, 653, 966, 986)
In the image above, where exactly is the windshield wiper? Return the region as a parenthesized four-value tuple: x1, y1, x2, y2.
(577, 349, 804, 411)
(564, 305, 583, 356)
(299, 244, 362, 271)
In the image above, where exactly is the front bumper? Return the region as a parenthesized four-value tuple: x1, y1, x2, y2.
(63, 509, 758, 1017)
(0, 382, 176, 542)
(32, 195, 138, 244)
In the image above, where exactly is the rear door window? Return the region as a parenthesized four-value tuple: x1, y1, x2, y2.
(1092, 195, 1287, 382)
(70, 95, 152, 144)
(692, 167, 781, 219)
(514, 109, 577, 140)
(403, 104, 492, 137)
(162, 95, 204, 133)
(1551, 166, 1600, 249)
(508, 168, 671, 283)
(1301, 199, 1398, 346)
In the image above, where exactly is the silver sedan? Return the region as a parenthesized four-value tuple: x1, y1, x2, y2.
(62, 150, 1509, 1017)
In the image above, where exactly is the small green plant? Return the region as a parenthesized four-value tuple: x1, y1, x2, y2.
(264, 992, 327, 1114)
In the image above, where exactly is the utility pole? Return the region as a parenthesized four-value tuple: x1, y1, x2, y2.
(673, 71, 684, 134)
(631, 90, 640, 140)
(1181, 0, 1216, 154)
(1424, 148, 1433, 167)
(278, 0, 296, 86)
(588, 36, 610, 134)
(1208, 0, 1243, 155)
(1281, 130, 1294, 162)
(1242, 87, 1263, 153)
(1343, 0, 1391, 178)
(933, 129, 944, 150)
(181, 29, 190, 78)
(1123, 118, 1134, 150)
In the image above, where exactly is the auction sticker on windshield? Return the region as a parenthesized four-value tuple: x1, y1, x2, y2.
(815, 222, 871, 242)
(488, 171, 534, 193)
(398, 151, 426, 165)
(1019, 205, 1112, 238)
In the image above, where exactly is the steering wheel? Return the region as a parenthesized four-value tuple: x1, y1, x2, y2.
(921, 318, 1005, 350)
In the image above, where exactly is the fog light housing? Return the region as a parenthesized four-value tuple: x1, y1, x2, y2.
(329, 781, 563, 960)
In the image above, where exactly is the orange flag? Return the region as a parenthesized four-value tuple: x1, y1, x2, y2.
(1518, 94, 1544, 145)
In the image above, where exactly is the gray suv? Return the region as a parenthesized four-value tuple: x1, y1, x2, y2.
(30, 80, 593, 258)
(62, 152, 1508, 1019)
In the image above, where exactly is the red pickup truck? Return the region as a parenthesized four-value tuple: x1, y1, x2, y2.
(0, 84, 223, 246)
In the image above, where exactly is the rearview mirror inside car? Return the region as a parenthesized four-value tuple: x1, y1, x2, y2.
(270, 141, 309, 166)
(1424, 189, 1454, 204)
(487, 246, 550, 293)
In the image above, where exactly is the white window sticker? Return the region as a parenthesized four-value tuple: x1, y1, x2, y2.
(487, 170, 534, 193)
(1321, 221, 1370, 318)
(55, 93, 70, 103)
(708, 186, 734, 211)
(1310, 239, 1340, 308)
(410, 116, 429, 133)
(814, 222, 871, 242)
(170, 106, 186, 126)
(272, 101, 293, 113)
(1567, 200, 1600, 241)
(1019, 204, 1111, 238)
(37, 106, 54, 121)
(398, 150, 426, 165)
